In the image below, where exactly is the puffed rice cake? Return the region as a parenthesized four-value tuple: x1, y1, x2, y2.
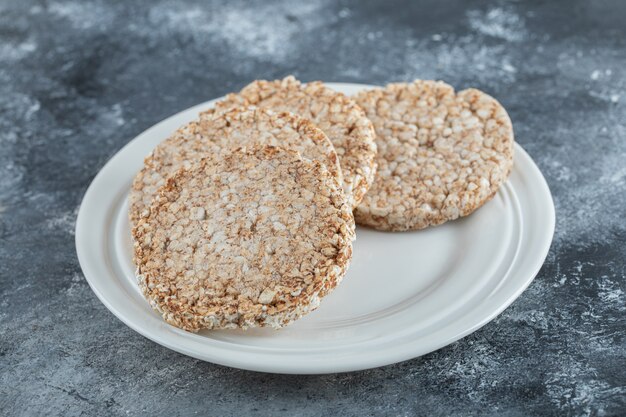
(354, 80, 514, 231)
(133, 145, 355, 331)
(129, 106, 342, 227)
(211, 75, 377, 209)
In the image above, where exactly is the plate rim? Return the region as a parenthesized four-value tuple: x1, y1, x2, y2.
(76, 82, 555, 374)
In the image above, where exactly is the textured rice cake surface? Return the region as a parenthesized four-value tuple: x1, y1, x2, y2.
(133, 146, 355, 331)
(212, 76, 377, 208)
(354, 80, 514, 231)
(129, 107, 341, 226)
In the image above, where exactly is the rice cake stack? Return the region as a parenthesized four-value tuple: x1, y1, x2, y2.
(129, 76, 515, 332)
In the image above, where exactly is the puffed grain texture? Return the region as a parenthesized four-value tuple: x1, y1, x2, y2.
(133, 146, 355, 331)
(129, 107, 341, 227)
(354, 80, 514, 231)
(212, 76, 377, 208)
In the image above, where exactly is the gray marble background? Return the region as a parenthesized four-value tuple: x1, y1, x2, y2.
(1, 0, 625, 416)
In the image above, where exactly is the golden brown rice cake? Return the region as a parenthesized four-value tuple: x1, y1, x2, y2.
(133, 146, 355, 331)
(354, 80, 514, 231)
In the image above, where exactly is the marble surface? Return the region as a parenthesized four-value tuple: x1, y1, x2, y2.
(1, 0, 625, 415)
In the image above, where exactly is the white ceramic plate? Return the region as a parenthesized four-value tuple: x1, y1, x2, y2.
(76, 83, 555, 374)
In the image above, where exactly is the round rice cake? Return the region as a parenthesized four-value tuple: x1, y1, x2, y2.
(129, 106, 341, 227)
(211, 76, 377, 208)
(354, 80, 514, 231)
(133, 145, 355, 331)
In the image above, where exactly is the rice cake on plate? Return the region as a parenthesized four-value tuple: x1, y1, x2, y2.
(354, 80, 514, 231)
(132, 145, 355, 331)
